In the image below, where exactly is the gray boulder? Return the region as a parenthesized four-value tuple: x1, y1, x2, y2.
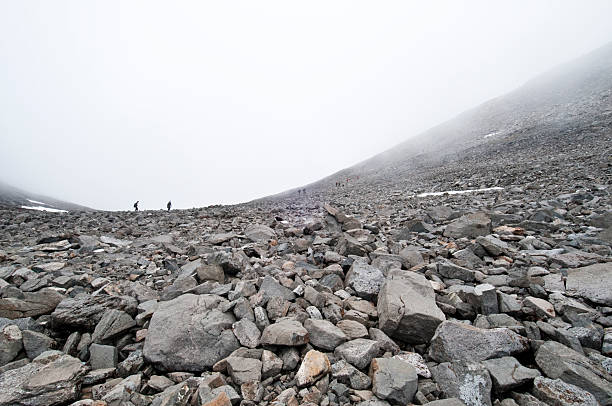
(143, 294, 239, 371)
(232, 319, 261, 349)
(260, 319, 309, 346)
(378, 271, 446, 344)
(334, 338, 383, 370)
(566, 263, 612, 306)
(304, 318, 349, 351)
(431, 361, 492, 406)
(482, 356, 540, 393)
(331, 359, 372, 389)
(429, 321, 530, 363)
(535, 341, 612, 403)
(0, 351, 89, 406)
(244, 224, 276, 242)
(438, 260, 476, 282)
(51, 294, 137, 330)
(0, 324, 22, 366)
(532, 376, 598, 406)
(345, 259, 385, 300)
(226, 357, 262, 385)
(0, 288, 64, 319)
(22, 330, 55, 359)
(443, 212, 491, 239)
(91, 309, 136, 343)
(370, 357, 418, 404)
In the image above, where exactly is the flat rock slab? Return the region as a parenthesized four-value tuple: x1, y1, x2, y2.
(567, 263, 612, 306)
(532, 376, 598, 406)
(429, 321, 530, 363)
(443, 212, 491, 239)
(378, 271, 446, 344)
(535, 340, 612, 403)
(143, 294, 239, 372)
(51, 294, 137, 330)
(0, 351, 89, 406)
(0, 288, 64, 319)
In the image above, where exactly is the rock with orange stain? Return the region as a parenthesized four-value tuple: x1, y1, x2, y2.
(296, 350, 331, 387)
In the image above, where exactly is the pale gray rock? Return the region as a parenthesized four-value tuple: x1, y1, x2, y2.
(232, 318, 261, 349)
(244, 224, 276, 242)
(0, 351, 89, 406)
(431, 361, 493, 406)
(0, 324, 22, 366)
(370, 357, 418, 404)
(344, 259, 385, 300)
(0, 288, 64, 319)
(304, 318, 349, 351)
(429, 321, 530, 363)
(532, 376, 598, 406)
(334, 338, 383, 370)
(535, 341, 612, 403)
(143, 294, 239, 371)
(378, 271, 446, 344)
(226, 357, 262, 385)
(443, 212, 491, 239)
(260, 319, 309, 346)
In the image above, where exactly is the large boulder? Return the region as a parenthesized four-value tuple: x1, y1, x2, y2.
(532, 376, 598, 406)
(304, 318, 349, 351)
(378, 271, 446, 344)
(370, 357, 418, 404)
(0, 324, 23, 366)
(143, 294, 239, 371)
(0, 288, 64, 319)
(0, 351, 89, 406)
(482, 356, 540, 393)
(260, 319, 309, 346)
(244, 224, 276, 242)
(443, 212, 491, 239)
(565, 263, 612, 306)
(535, 341, 612, 403)
(431, 361, 492, 406)
(334, 338, 384, 370)
(344, 259, 385, 300)
(429, 321, 530, 363)
(51, 294, 137, 330)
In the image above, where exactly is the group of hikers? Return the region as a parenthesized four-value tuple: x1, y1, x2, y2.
(297, 188, 307, 196)
(335, 176, 359, 188)
(133, 200, 172, 212)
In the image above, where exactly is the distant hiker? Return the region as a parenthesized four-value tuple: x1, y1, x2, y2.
(298, 189, 301, 196)
(303, 188, 307, 195)
(133, 201, 139, 211)
(167, 201, 172, 211)
(561, 269, 568, 290)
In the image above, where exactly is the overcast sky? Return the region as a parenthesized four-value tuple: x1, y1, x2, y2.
(1, 1, 611, 211)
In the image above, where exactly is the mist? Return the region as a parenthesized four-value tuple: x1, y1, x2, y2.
(1, 1, 611, 211)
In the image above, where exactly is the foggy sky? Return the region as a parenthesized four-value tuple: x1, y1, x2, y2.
(1, 1, 611, 211)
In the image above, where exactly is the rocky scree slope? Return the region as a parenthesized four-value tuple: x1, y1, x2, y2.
(0, 126, 610, 406)
(0, 43, 611, 406)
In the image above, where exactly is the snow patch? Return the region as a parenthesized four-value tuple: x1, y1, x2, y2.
(20, 205, 68, 213)
(417, 187, 503, 197)
(27, 199, 45, 205)
(483, 131, 500, 139)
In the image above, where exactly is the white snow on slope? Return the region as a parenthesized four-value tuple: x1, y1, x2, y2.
(27, 199, 45, 205)
(417, 187, 504, 197)
(21, 205, 68, 213)
(483, 131, 500, 139)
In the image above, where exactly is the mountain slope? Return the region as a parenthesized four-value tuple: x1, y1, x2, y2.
(0, 180, 95, 212)
(299, 41, 612, 193)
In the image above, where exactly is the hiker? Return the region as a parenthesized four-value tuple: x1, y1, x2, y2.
(133, 201, 139, 211)
(167, 201, 172, 211)
(561, 269, 568, 290)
